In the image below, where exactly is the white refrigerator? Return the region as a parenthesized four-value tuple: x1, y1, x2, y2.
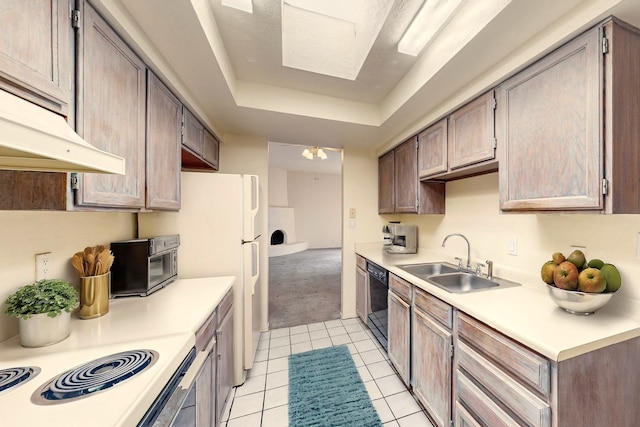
(138, 171, 262, 386)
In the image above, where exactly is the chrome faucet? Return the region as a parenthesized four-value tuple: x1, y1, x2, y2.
(442, 233, 471, 271)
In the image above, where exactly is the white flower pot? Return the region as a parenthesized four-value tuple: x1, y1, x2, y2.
(19, 311, 71, 348)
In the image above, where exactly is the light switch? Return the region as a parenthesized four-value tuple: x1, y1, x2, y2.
(508, 238, 517, 256)
(349, 208, 356, 219)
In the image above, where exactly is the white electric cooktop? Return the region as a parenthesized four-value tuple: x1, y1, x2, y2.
(0, 332, 194, 427)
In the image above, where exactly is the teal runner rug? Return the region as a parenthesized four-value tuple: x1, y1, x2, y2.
(288, 345, 383, 427)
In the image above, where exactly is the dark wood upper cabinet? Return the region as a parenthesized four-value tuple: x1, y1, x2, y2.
(75, 1, 146, 209)
(379, 139, 445, 215)
(182, 107, 220, 172)
(498, 18, 640, 213)
(0, 0, 73, 116)
(394, 138, 419, 213)
(146, 71, 181, 210)
(203, 129, 220, 171)
(448, 91, 496, 171)
(418, 92, 497, 182)
(418, 118, 448, 178)
(378, 150, 395, 214)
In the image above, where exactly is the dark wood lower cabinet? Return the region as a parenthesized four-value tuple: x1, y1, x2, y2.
(413, 308, 452, 427)
(195, 351, 215, 426)
(388, 274, 412, 387)
(171, 290, 234, 427)
(356, 264, 368, 324)
(216, 302, 234, 423)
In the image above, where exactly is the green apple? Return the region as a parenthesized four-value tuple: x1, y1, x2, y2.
(587, 258, 605, 269)
(567, 250, 586, 269)
(541, 261, 557, 284)
(577, 267, 607, 293)
(554, 261, 579, 290)
(601, 264, 622, 292)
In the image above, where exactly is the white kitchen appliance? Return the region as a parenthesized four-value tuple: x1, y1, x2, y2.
(138, 172, 261, 385)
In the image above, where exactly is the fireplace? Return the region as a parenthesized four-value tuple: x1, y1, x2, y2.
(268, 207, 308, 257)
(271, 230, 285, 245)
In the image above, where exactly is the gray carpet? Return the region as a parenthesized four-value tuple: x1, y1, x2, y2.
(269, 248, 342, 329)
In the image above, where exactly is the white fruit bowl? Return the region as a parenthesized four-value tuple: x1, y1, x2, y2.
(546, 284, 614, 315)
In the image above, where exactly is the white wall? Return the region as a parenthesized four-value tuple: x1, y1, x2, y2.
(341, 146, 385, 318)
(268, 167, 288, 207)
(287, 171, 342, 249)
(0, 212, 136, 340)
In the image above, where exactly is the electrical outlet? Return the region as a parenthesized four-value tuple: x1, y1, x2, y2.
(349, 208, 356, 219)
(508, 237, 517, 256)
(35, 252, 51, 281)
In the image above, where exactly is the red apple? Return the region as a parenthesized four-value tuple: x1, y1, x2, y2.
(578, 267, 607, 293)
(554, 261, 579, 290)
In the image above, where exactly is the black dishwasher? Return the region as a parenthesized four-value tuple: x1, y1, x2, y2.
(366, 261, 388, 351)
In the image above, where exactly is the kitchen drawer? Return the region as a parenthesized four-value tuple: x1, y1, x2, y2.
(195, 308, 218, 352)
(389, 273, 412, 302)
(356, 255, 367, 271)
(456, 371, 522, 427)
(414, 287, 452, 329)
(455, 401, 483, 427)
(217, 288, 233, 321)
(457, 341, 551, 427)
(457, 312, 550, 397)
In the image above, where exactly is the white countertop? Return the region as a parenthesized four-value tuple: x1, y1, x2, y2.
(0, 276, 234, 427)
(356, 242, 640, 362)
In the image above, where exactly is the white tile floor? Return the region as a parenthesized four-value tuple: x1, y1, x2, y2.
(218, 318, 434, 427)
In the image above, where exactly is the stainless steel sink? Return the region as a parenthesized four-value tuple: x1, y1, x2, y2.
(426, 273, 499, 293)
(397, 262, 520, 294)
(397, 262, 458, 278)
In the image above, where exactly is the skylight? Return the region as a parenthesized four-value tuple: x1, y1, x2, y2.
(281, 0, 394, 80)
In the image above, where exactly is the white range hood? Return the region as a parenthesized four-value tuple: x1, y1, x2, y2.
(0, 90, 125, 174)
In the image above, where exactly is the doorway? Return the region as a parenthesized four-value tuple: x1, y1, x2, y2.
(267, 142, 343, 329)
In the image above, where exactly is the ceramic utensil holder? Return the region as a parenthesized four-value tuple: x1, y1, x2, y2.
(79, 272, 110, 319)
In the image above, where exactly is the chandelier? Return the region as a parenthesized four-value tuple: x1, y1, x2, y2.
(301, 146, 328, 160)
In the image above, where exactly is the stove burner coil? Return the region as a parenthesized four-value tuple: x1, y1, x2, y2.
(0, 366, 41, 395)
(32, 349, 158, 405)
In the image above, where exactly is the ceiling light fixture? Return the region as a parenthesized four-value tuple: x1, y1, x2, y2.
(398, 0, 465, 56)
(222, 0, 253, 14)
(301, 146, 328, 160)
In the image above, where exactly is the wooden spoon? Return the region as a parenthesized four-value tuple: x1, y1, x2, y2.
(72, 252, 85, 277)
(87, 252, 96, 276)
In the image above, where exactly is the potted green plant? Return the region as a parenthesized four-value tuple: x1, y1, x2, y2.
(4, 279, 79, 347)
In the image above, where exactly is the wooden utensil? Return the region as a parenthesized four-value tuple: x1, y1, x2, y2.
(83, 246, 93, 276)
(72, 252, 85, 277)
